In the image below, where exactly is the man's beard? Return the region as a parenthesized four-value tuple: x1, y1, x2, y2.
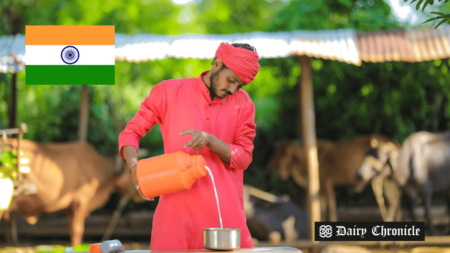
(209, 69, 222, 99)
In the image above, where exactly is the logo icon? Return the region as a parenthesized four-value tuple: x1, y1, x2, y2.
(319, 225, 333, 238)
(61, 46, 80, 65)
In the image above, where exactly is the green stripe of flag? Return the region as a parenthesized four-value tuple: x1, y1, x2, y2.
(26, 65, 115, 85)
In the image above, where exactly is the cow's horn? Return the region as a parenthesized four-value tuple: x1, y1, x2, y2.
(371, 139, 379, 148)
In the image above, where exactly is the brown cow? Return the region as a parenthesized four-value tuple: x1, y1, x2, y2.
(267, 135, 399, 222)
(1, 138, 145, 246)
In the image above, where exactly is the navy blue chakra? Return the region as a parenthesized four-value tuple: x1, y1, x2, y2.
(61, 46, 80, 64)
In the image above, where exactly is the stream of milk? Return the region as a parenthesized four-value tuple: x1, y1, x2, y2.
(204, 166, 223, 229)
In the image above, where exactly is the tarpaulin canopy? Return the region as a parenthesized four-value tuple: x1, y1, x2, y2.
(1, 25, 449, 73)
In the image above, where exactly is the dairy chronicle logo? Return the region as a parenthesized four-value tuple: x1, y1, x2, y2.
(319, 225, 333, 238)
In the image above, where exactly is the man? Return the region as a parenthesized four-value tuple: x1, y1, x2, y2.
(118, 42, 260, 249)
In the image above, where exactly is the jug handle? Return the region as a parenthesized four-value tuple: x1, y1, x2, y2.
(186, 147, 199, 167)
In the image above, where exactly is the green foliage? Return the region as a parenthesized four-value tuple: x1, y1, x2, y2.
(404, 0, 450, 28)
(268, 0, 398, 31)
(424, 10, 450, 28)
(196, 0, 286, 33)
(0, 149, 18, 180)
(1, 0, 450, 212)
(0, 0, 184, 35)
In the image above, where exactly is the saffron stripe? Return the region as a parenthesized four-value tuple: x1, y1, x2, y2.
(26, 26, 115, 45)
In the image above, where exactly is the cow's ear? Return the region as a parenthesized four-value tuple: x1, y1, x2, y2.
(371, 138, 379, 148)
(115, 154, 124, 174)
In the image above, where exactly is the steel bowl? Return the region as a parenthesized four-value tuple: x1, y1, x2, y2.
(203, 228, 241, 250)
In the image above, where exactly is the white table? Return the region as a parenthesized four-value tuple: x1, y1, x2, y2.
(119, 247, 302, 253)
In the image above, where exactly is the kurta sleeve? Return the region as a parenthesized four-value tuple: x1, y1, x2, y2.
(228, 101, 256, 171)
(118, 83, 167, 159)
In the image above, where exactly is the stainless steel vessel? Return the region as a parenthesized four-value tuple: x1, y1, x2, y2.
(203, 228, 241, 250)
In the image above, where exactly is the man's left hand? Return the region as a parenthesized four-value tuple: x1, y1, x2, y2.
(180, 129, 210, 150)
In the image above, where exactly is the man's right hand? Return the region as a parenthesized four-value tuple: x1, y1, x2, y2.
(123, 145, 139, 172)
(130, 166, 154, 201)
(123, 145, 154, 201)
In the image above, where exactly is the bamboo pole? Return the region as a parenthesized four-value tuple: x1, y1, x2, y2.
(77, 85, 89, 142)
(299, 56, 321, 241)
(9, 73, 17, 129)
(16, 123, 27, 184)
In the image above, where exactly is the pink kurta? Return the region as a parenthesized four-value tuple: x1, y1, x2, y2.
(118, 71, 256, 249)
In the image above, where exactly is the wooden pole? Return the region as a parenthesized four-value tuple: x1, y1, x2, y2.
(8, 73, 17, 129)
(102, 194, 130, 241)
(77, 85, 89, 142)
(299, 56, 321, 241)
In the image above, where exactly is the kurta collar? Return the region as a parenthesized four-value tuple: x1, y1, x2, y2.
(198, 71, 223, 104)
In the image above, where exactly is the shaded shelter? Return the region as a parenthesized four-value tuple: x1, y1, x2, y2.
(1, 25, 449, 240)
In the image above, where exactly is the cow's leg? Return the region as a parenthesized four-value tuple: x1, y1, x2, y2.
(268, 231, 281, 244)
(423, 181, 437, 235)
(4, 212, 19, 246)
(372, 176, 388, 221)
(11, 212, 19, 245)
(404, 186, 417, 222)
(65, 206, 75, 242)
(3, 210, 11, 244)
(445, 191, 450, 234)
(0, 210, 3, 220)
(281, 216, 298, 242)
(383, 179, 402, 222)
(66, 200, 89, 246)
(324, 179, 337, 222)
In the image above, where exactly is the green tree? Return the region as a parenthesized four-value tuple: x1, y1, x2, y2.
(248, 0, 450, 207)
(404, 0, 450, 28)
(1, 0, 449, 211)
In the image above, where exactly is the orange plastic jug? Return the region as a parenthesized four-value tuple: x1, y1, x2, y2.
(136, 150, 207, 198)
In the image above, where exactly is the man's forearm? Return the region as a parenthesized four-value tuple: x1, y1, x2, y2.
(123, 145, 138, 170)
(207, 133, 231, 164)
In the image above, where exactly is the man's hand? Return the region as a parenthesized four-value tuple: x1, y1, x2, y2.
(180, 129, 210, 150)
(180, 129, 231, 164)
(130, 166, 154, 201)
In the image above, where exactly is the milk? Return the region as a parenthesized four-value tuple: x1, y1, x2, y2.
(205, 166, 223, 229)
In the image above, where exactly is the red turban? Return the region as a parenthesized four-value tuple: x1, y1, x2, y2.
(215, 42, 260, 85)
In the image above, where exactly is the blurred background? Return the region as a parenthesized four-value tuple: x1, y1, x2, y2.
(1, 0, 450, 252)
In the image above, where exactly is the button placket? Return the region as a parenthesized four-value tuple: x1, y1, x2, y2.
(204, 102, 212, 133)
(206, 103, 210, 121)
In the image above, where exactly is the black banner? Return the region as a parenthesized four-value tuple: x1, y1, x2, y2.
(315, 222, 425, 241)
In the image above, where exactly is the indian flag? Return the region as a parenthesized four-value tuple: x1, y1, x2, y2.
(25, 26, 115, 85)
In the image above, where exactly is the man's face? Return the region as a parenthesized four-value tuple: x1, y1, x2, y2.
(209, 64, 245, 99)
